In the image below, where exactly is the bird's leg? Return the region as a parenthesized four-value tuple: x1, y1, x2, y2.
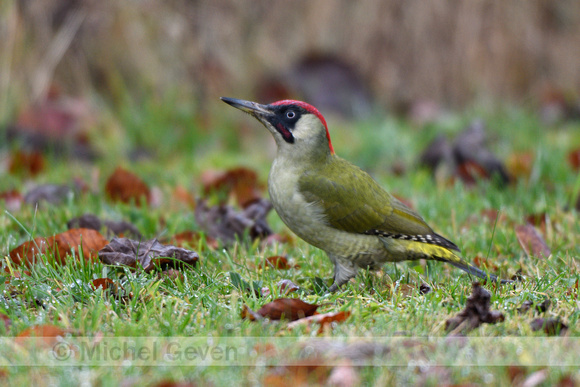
(328, 254, 358, 292)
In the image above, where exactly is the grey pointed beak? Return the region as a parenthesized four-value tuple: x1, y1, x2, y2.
(220, 97, 273, 117)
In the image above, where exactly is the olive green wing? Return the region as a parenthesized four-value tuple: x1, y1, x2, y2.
(297, 157, 433, 236)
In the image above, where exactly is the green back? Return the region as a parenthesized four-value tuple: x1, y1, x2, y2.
(298, 155, 434, 236)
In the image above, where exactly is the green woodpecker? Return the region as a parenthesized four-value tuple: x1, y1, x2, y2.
(221, 97, 503, 291)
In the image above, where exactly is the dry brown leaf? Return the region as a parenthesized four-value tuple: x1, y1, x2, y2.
(194, 198, 273, 245)
(507, 152, 534, 179)
(262, 360, 331, 387)
(259, 256, 297, 270)
(515, 224, 551, 258)
(530, 318, 568, 336)
(445, 282, 505, 333)
(98, 237, 199, 272)
(525, 212, 548, 234)
(173, 185, 196, 209)
(105, 167, 150, 206)
(261, 279, 300, 297)
(287, 311, 351, 333)
(568, 148, 580, 171)
(91, 278, 116, 291)
(9, 228, 108, 266)
(15, 325, 69, 347)
(0, 313, 11, 331)
(8, 150, 45, 176)
(50, 228, 109, 264)
(201, 167, 264, 208)
(242, 298, 319, 321)
(396, 283, 415, 297)
(473, 255, 499, 271)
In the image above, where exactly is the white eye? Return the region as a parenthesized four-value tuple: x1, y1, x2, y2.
(286, 111, 296, 119)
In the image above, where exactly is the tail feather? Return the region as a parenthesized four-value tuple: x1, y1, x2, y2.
(445, 255, 513, 284)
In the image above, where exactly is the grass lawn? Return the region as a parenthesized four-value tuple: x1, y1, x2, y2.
(1, 97, 579, 385)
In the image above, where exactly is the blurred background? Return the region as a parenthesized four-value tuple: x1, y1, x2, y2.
(1, 0, 580, 177)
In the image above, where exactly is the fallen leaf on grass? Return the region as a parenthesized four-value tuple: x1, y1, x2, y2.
(9, 228, 108, 266)
(473, 255, 499, 271)
(530, 318, 568, 336)
(0, 313, 11, 331)
(99, 238, 199, 272)
(105, 167, 150, 206)
(24, 184, 72, 206)
(91, 278, 116, 291)
(515, 224, 551, 258)
(242, 298, 319, 321)
(506, 152, 534, 179)
(195, 198, 273, 245)
(287, 311, 351, 333)
(67, 213, 143, 240)
(419, 120, 510, 186)
(8, 150, 45, 176)
(202, 167, 264, 208)
(15, 325, 69, 347)
(263, 360, 331, 387)
(525, 212, 548, 234)
(6, 88, 96, 160)
(445, 282, 505, 333)
(172, 185, 196, 208)
(557, 375, 577, 387)
(518, 299, 551, 314)
(568, 148, 580, 171)
(419, 283, 432, 294)
(259, 256, 297, 270)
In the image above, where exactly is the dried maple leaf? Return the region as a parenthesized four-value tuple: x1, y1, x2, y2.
(515, 224, 551, 258)
(105, 167, 150, 206)
(445, 282, 505, 333)
(242, 298, 319, 321)
(98, 237, 199, 272)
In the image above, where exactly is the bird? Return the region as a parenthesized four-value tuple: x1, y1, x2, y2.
(221, 97, 504, 291)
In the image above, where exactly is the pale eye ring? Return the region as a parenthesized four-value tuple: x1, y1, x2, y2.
(286, 111, 296, 119)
